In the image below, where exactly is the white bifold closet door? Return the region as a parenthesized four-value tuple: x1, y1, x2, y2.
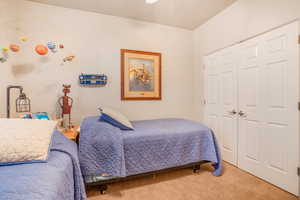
(204, 21, 299, 195)
(204, 46, 239, 166)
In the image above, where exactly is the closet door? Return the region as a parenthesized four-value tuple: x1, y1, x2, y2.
(204, 48, 238, 166)
(238, 22, 299, 195)
(218, 48, 238, 165)
(238, 36, 264, 179)
(204, 54, 220, 142)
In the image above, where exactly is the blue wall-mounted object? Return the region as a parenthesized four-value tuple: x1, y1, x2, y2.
(79, 74, 108, 86)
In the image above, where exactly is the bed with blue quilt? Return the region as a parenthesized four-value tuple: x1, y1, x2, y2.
(79, 117, 222, 193)
(0, 131, 86, 200)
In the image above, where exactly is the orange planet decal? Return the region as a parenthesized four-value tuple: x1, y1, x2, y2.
(35, 45, 48, 55)
(10, 44, 20, 52)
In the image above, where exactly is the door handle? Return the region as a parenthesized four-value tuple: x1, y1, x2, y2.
(228, 110, 237, 115)
(238, 110, 246, 117)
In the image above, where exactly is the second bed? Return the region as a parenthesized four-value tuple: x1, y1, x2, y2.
(79, 117, 222, 193)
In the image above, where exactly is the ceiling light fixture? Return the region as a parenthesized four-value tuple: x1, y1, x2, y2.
(145, 0, 159, 4)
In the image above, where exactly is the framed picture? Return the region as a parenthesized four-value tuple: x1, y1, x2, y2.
(121, 49, 162, 100)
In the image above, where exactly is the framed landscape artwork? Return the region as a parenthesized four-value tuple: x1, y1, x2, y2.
(121, 49, 162, 100)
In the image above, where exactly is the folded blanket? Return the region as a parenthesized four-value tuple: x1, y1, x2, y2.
(0, 131, 86, 200)
(51, 131, 87, 200)
(79, 119, 126, 177)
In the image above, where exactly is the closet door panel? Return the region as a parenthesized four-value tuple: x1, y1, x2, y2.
(238, 22, 299, 195)
(238, 40, 264, 177)
(204, 55, 221, 141)
(261, 24, 299, 194)
(219, 48, 238, 165)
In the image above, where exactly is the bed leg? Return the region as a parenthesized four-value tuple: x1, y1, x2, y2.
(98, 184, 108, 195)
(193, 164, 201, 173)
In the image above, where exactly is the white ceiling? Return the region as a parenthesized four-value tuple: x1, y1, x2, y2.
(27, 0, 237, 30)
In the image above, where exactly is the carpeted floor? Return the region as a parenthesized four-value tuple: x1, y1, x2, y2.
(87, 162, 298, 200)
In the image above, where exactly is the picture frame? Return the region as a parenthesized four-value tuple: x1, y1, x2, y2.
(121, 49, 162, 100)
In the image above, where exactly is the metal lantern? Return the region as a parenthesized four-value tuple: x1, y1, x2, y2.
(7, 85, 31, 118)
(16, 92, 31, 113)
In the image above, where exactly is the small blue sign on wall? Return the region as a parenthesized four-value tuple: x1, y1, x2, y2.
(79, 74, 108, 86)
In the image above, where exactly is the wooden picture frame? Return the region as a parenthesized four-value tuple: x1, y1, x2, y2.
(121, 49, 162, 100)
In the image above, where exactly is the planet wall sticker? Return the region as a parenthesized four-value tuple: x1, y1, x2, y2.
(10, 44, 20, 52)
(35, 44, 48, 55)
(1, 36, 73, 64)
(47, 41, 57, 52)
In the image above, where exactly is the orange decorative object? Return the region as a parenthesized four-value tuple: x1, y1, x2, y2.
(10, 44, 20, 52)
(63, 56, 75, 62)
(35, 45, 48, 55)
(58, 85, 73, 129)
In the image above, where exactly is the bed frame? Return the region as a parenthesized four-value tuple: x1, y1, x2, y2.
(85, 160, 209, 194)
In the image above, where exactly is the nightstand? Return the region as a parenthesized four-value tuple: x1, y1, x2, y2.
(58, 125, 80, 143)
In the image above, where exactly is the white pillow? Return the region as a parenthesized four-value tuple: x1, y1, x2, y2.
(0, 119, 57, 165)
(99, 107, 134, 130)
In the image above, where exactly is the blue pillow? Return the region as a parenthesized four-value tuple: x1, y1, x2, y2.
(100, 113, 133, 130)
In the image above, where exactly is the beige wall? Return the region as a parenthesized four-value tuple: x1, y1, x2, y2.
(3, 0, 300, 123)
(193, 0, 300, 122)
(0, 0, 20, 117)
(4, 0, 194, 123)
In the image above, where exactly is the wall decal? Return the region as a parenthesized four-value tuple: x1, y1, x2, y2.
(1, 49, 9, 63)
(0, 57, 7, 63)
(35, 44, 48, 55)
(47, 41, 57, 53)
(79, 74, 108, 86)
(19, 36, 28, 42)
(63, 55, 75, 63)
(2, 47, 9, 52)
(1, 36, 72, 64)
(10, 44, 20, 52)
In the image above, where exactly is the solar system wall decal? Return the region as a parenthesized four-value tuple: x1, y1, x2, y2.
(1, 36, 75, 64)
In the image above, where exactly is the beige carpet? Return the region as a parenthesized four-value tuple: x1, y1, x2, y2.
(87, 162, 298, 200)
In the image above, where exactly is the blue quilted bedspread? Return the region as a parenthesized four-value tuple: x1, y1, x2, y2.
(0, 131, 86, 200)
(79, 117, 222, 178)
